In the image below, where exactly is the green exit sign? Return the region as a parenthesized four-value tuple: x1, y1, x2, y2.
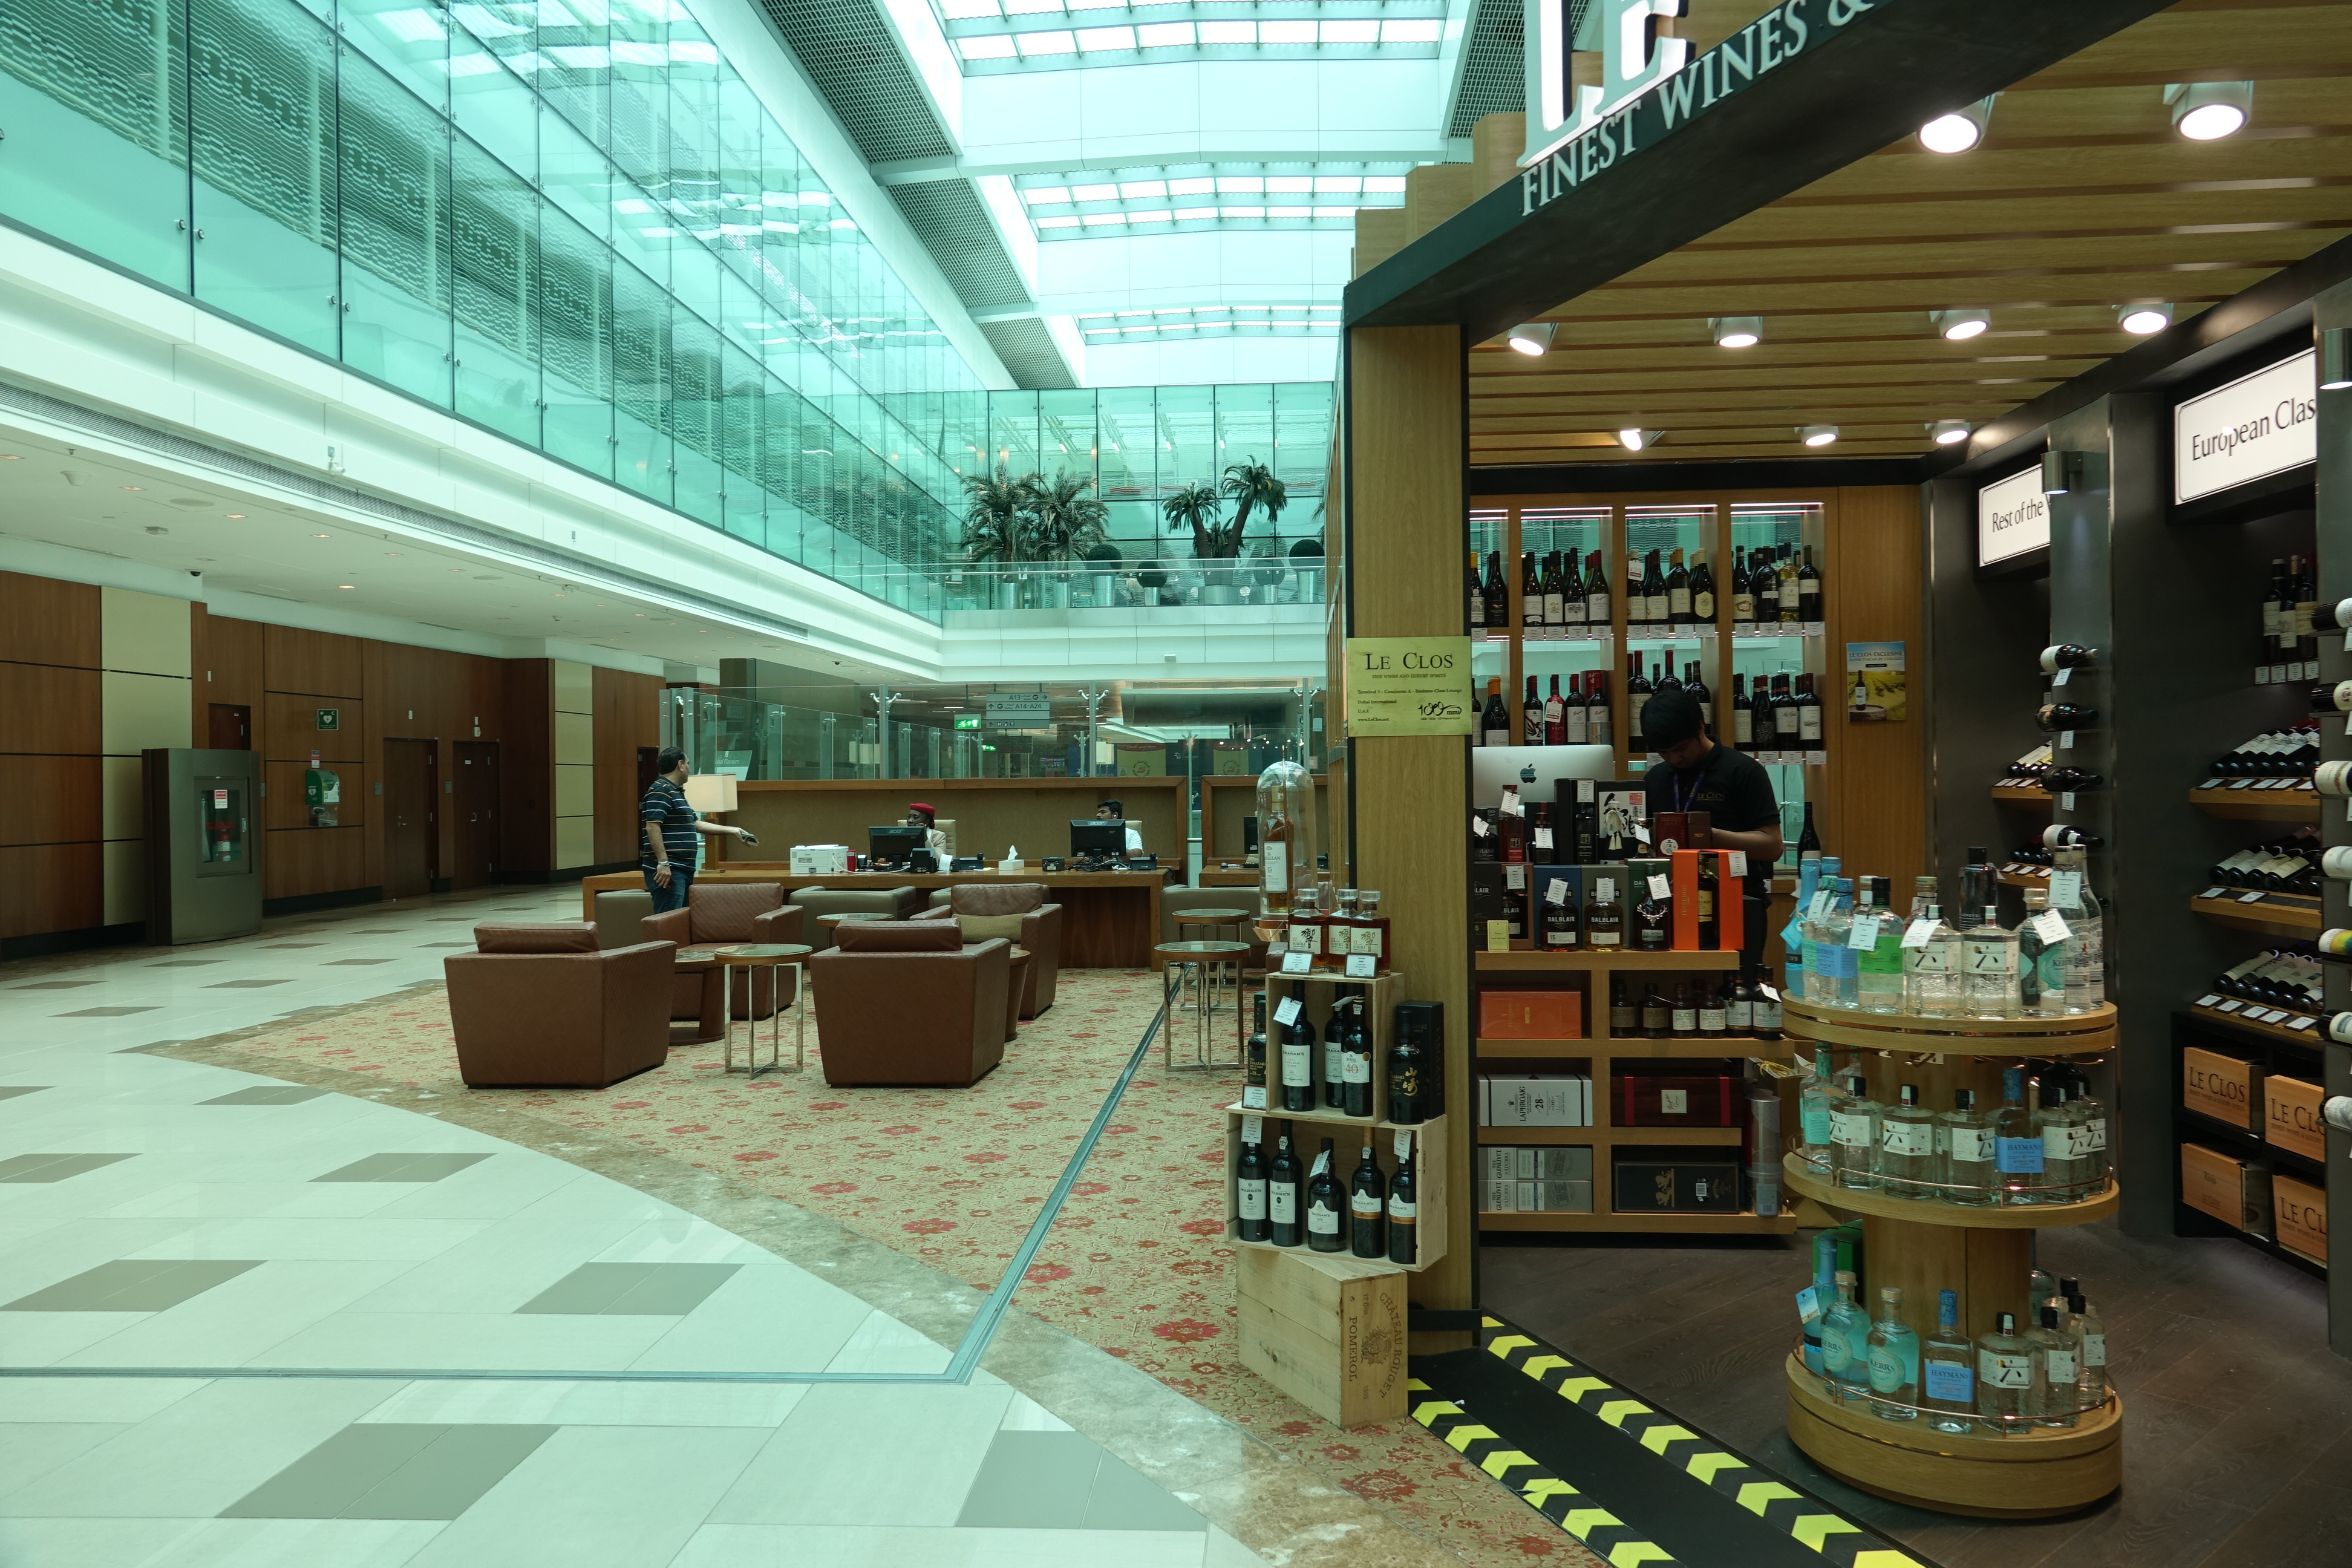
(953, 713, 981, 730)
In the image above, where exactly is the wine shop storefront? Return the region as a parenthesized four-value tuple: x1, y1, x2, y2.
(1326, 0, 2352, 1556)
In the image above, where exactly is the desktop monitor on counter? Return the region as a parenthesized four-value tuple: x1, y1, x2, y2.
(1069, 819, 1126, 860)
(867, 825, 926, 869)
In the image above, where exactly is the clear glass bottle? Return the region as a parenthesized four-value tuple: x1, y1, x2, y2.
(2034, 1080, 2080, 1204)
(1975, 1310, 2034, 1434)
(1254, 759, 1318, 944)
(2030, 1264, 2059, 1319)
(1879, 1083, 1938, 1198)
(2056, 1060, 2109, 1191)
(1866, 1285, 1922, 1421)
(1961, 904, 2020, 1019)
(1857, 877, 1906, 1013)
(1820, 1269, 1873, 1402)
(1829, 1072, 1883, 1191)
(1991, 1066, 2036, 1204)
(2069, 1292, 2108, 1410)
(1906, 903, 1964, 1016)
(2018, 889, 2069, 1017)
(2056, 845, 2105, 1011)
(1922, 1289, 1976, 1434)
(1938, 1088, 1996, 1206)
(1798, 1047, 1838, 1173)
(2027, 1305, 2080, 1428)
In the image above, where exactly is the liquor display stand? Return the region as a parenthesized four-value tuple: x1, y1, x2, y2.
(1779, 996, 2122, 1517)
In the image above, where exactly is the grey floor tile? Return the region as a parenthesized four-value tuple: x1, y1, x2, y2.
(516, 1263, 740, 1316)
(417, 943, 472, 949)
(148, 959, 225, 967)
(5, 1258, 261, 1312)
(10, 981, 97, 990)
(221, 1423, 556, 1520)
(325, 959, 397, 966)
(352, 930, 405, 935)
(205, 979, 294, 989)
(1084, 1454, 1207, 1532)
(0, 1152, 134, 1183)
(55, 1006, 162, 1018)
(201, 1085, 332, 1106)
(0, 1086, 51, 1102)
(262, 943, 328, 949)
(313, 1154, 494, 1184)
(955, 1431, 1102, 1529)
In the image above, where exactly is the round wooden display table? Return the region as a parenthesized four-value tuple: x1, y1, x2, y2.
(1779, 997, 2122, 1517)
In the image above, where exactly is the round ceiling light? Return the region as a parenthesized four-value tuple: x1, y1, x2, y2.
(1933, 309, 1990, 341)
(1797, 425, 1839, 448)
(1711, 316, 1762, 349)
(2168, 80, 2252, 140)
(2117, 304, 2173, 335)
(1918, 95, 1998, 154)
(1506, 322, 1556, 356)
(1929, 420, 1971, 446)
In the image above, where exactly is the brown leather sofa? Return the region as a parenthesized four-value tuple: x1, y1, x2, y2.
(445, 923, 674, 1088)
(810, 920, 1010, 1087)
(917, 883, 1062, 1018)
(642, 883, 803, 1034)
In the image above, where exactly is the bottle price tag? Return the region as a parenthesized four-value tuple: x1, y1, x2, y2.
(1631, 822, 1653, 844)
(2053, 667, 2072, 687)
(1274, 994, 1304, 1025)
(2060, 792, 2077, 811)
(1545, 878, 1570, 906)
(1648, 874, 1671, 901)
(2031, 909, 2072, 944)
(2194, 993, 2223, 1007)
(1902, 918, 1939, 949)
(1486, 920, 1511, 952)
(2238, 890, 2267, 904)
(1470, 815, 1492, 837)
(1728, 851, 1748, 878)
(2047, 870, 2082, 908)
(1808, 889, 1833, 920)
(1847, 915, 1881, 949)
(2289, 1016, 2318, 1030)
(1506, 864, 1527, 890)
(1807, 750, 1828, 766)
(2060, 730, 2076, 749)
(1310, 1149, 1331, 1177)
(1534, 826, 1554, 850)
(1281, 952, 1313, 976)
(1394, 1129, 1413, 1160)
(1241, 1085, 1267, 1109)
(2216, 999, 2245, 1012)
(1242, 1114, 1264, 1143)
(1578, 779, 1596, 803)
(1345, 953, 1378, 978)
(1500, 789, 1524, 817)
(1795, 1285, 1823, 1325)
(1757, 981, 1780, 1002)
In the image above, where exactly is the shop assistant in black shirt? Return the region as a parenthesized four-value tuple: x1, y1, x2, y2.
(1638, 690, 1783, 940)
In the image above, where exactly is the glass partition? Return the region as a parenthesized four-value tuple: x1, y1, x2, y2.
(1728, 502, 1826, 863)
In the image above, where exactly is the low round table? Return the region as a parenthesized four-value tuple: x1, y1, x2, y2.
(1005, 946, 1031, 1042)
(714, 943, 812, 1075)
(1152, 939, 1252, 1071)
(672, 949, 726, 1045)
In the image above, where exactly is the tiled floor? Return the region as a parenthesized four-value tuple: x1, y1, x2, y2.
(0, 890, 1259, 1568)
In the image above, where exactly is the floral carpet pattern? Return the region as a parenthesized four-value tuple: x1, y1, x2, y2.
(221, 969, 1598, 1567)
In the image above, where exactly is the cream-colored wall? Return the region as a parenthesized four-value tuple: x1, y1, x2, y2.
(99, 589, 192, 924)
(552, 658, 595, 871)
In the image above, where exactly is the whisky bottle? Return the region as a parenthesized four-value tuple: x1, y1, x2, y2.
(1304, 1138, 1345, 1253)
(1609, 973, 1637, 1036)
(1724, 970, 1754, 1036)
(1640, 984, 1670, 1039)
(1751, 969, 1784, 1040)
(1697, 980, 1726, 1040)
(1348, 1145, 1387, 1258)
(1268, 1132, 1301, 1246)
(1632, 882, 1671, 952)
(1586, 875, 1624, 949)
(1387, 1146, 1418, 1265)
(1670, 982, 1697, 1036)
(1235, 1136, 1269, 1243)
(1696, 852, 1720, 949)
(1541, 878, 1581, 949)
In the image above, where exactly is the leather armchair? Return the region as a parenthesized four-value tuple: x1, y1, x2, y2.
(641, 882, 803, 1028)
(445, 923, 673, 1088)
(810, 920, 1010, 1087)
(794, 884, 924, 944)
(918, 883, 1061, 1019)
(593, 889, 653, 949)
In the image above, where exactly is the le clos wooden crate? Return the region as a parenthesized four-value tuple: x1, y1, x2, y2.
(2275, 1173, 2328, 1264)
(1235, 1247, 1408, 1429)
(2265, 1073, 2325, 1161)
(2181, 1047, 2258, 1131)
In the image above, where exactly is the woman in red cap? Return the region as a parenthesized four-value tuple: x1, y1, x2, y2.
(906, 802, 947, 863)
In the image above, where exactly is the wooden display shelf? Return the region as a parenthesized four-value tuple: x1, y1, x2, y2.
(2173, 1105, 2329, 1182)
(1260, 970, 1406, 1122)
(2189, 891, 2320, 938)
(1475, 1036, 1792, 1059)
(2189, 783, 2318, 821)
(1475, 949, 1743, 972)
(1783, 1354, 2121, 1517)
(1222, 1109, 1448, 1272)
(1783, 1152, 2118, 1228)
(2181, 1000, 2325, 1054)
(1989, 785, 2053, 809)
(1481, 1208, 1798, 1233)
(1782, 996, 2116, 1057)
(1485, 1124, 1741, 1145)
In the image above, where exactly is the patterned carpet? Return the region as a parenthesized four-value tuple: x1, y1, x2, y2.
(220, 968, 1599, 1567)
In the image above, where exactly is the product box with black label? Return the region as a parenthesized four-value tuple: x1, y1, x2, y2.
(1469, 862, 1515, 950)
(2181, 1047, 2259, 1132)
(1652, 810, 1711, 854)
(1613, 1156, 1742, 1212)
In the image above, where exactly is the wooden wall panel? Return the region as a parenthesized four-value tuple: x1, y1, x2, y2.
(197, 611, 267, 749)
(503, 659, 553, 877)
(593, 668, 661, 864)
(0, 664, 102, 754)
(0, 842, 103, 937)
(264, 624, 365, 698)
(0, 572, 99, 668)
(263, 693, 364, 763)
(263, 760, 370, 831)
(0, 757, 103, 845)
(1821, 486, 1928, 894)
(263, 825, 369, 900)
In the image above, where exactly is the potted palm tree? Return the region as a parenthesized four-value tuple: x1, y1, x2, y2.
(1024, 470, 1111, 609)
(1080, 540, 1125, 606)
(1171, 459, 1289, 604)
(1289, 525, 1325, 604)
(960, 466, 1035, 608)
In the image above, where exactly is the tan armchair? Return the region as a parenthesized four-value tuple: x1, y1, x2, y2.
(811, 920, 1011, 1087)
(641, 882, 803, 1029)
(919, 882, 1062, 1018)
(445, 923, 673, 1088)
(794, 885, 925, 945)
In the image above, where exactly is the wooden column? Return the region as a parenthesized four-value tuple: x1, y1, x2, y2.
(1344, 325, 1473, 1330)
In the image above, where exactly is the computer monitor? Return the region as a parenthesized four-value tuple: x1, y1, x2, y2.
(867, 825, 926, 868)
(1069, 819, 1125, 859)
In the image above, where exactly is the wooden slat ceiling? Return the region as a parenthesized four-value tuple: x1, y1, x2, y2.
(1472, 0, 2352, 468)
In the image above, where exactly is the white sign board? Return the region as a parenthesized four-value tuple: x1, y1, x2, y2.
(2175, 350, 2318, 505)
(1977, 466, 2050, 568)
(984, 693, 1055, 730)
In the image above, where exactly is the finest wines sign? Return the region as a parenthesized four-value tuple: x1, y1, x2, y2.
(1977, 466, 2050, 567)
(2174, 350, 2318, 505)
(1345, 636, 1475, 736)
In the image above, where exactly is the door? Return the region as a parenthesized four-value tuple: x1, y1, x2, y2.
(453, 741, 500, 889)
(382, 738, 437, 900)
(207, 703, 250, 751)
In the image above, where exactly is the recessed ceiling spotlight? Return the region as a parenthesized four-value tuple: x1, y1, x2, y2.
(2167, 80, 2252, 140)
(1506, 322, 1556, 356)
(0, 454, 20, 460)
(311, 532, 329, 538)
(120, 485, 144, 491)
(1932, 308, 1990, 341)
(1929, 420, 1972, 446)
(1798, 425, 1840, 447)
(1617, 429, 1665, 452)
(1710, 316, 1762, 349)
(2117, 303, 2173, 335)
(384, 551, 402, 557)
(1919, 94, 1998, 154)
(225, 512, 244, 518)
(336, 584, 356, 590)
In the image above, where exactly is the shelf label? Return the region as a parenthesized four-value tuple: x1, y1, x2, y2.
(1847, 915, 1881, 949)
(2238, 890, 2267, 904)
(1394, 1129, 1413, 1159)
(2288, 1016, 2318, 1030)
(1274, 994, 1304, 1025)
(1507, 864, 1527, 890)
(2031, 909, 2072, 944)
(1280, 952, 1313, 976)
(1345, 953, 1378, 978)
(2216, 999, 2245, 1012)
(1242, 1113, 1264, 1143)
(2195, 993, 2223, 1007)
(1901, 918, 1939, 949)
(1647, 874, 1671, 901)
(2059, 730, 2076, 750)
(2200, 887, 2226, 900)
(1728, 851, 1748, 878)
(2053, 667, 2072, 687)
(2060, 792, 2077, 811)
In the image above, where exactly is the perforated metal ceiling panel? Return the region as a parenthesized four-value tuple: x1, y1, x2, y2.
(1448, 0, 1529, 137)
(886, 178, 1035, 310)
(980, 318, 1082, 389)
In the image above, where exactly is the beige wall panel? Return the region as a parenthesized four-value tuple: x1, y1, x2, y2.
(555, 815, 596, 871)
(102, 838, 145, 925)
(100, 589, 193, 678)
(101, 671, 194, 755)
(554, 762, 595, 818)
(553, 659, 594, 715)
(554, 710, 594, 766)
(100, 756, 144, 841)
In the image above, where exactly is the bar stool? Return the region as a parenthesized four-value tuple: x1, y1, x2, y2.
(1152, 939, 1250, 1072)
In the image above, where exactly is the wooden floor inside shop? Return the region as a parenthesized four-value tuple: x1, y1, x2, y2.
(1481, 1224, 2350, 1568)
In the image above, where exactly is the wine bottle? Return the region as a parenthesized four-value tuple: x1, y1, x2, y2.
(1544, 675, 1567, 745)
(1523, 675, 1544, 745)
(2262, 557, 2288, 656)
(1481, 678, 1510, 748)
(1246, 991, 1268, 1099)
(2041, 825, 2103, 849)
(1667, 547, 1693, 625)
(1281, 1008, 1313, 1113)
(1318, 1002, 1344, 1109)
(1625, 552, 1647, 629)
(1645, 548, 1670, 625)
(1626, 655, 1652, 753)
(2294, 554, 2318, 656)
(1386, 1145, 1418, 1265)
(1798, 544, 1821, 621)
(1236, 1136, 1269, 1243)
(1731, 546, 1755, 625)
(1586, 669, 1611, 746)
(1541, 550, 1566, 630)
(1798, 673, 1823, 748)
(1731, 673, 1754, 750)
(1655, 657, 1681, 694)
(1692, 550, 1716, 622)
(2039, 767, 2103, 794)
(1305, 1138, 1345, 1253)
(1754, 547, 1780, 622)
(1469, 550, 1486, 633)
(2036, 703, 2096, 732)
(1584, 550, 1610, 626)
(1341, 995, 1374, 1118)
(1349, 1145, 1387, 1258)
(1269, 1131, 1302, 1246)
(1563, 673, 1588, 745)
(1798, 800, 1823, 863)
(2039, 644, 2097, 671)
(1687, 661, 1713, 733)
(1521, 550, 1542, 633)
(1777, 546, 1802, 624)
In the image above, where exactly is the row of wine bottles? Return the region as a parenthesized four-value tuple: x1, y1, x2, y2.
(2209, 828, 2324, 895)
(1471, 549, 1610, 635)
(2261, 554, 2322, 664)
(1234, 1126, 1419, 1264)
(2209, 946, 2323, 1013)
(1244, 992, 1443, 1125)
(1466, 544, 1824, 635)
(2204, 722, 2322, 779)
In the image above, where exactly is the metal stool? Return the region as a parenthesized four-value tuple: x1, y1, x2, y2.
(1152, 939, 1250, 1072)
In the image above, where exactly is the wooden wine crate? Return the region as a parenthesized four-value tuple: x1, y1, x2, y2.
(2275, 1173, 2328, 1265)
(2181, 1046, 2259, 1131)
(2180, 1142, 2244, 1227)
(1236, 1247, 1409, 1428)
(1262, 970, 1408, 1124)
(2264, 1073, 2326, 1162)
(1221, 1108, 1449, 1271)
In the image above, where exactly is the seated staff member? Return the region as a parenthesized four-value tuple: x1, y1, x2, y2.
(1639, 690, 1783, 969)
(641, 748, 758, 913)
(1093, 799, 1145, 855)
(906, 802, 949, 862)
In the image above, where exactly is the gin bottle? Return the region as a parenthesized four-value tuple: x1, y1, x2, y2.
(1961, 905, 2019, 1018)
(2068, 1292, 2108, 1407)
(1829, 1073, 1883, 1191)
(1798, 1047, 1838, 1172)
(2034, 1081, 2079, 1203)
(1976, 1311, 2034, 1433)
(1785, 857, 1823, 999)
(1820, 1270, 1872, 1401)
(1857, 877, 1906, 1013)
(1938, 1088, 1996, 1206)
(2027, 1305, 2080, 1428)
(2019, 889, 2069, 1017)
(1865, 1285, 1921, 1422)
(2056, 845, 2105, 1010)
(1823, 879, 1858, 1008)
(1922, 1289, 1976, 1434)
(1905, 903, 1963, 1016)
(1992, 1067, 2042, 1204)
(1879, 1083, 1938, 1198)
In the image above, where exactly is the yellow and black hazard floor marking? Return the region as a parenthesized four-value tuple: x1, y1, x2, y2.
(1406, 1314, 1933, 1568)
(1410, 1377, 1677, 1566)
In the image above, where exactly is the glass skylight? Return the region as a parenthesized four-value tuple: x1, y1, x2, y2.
(942, 1, 1446, 70)
(1073, 305, 1342, 339)
(1016, 162, 1407, 238)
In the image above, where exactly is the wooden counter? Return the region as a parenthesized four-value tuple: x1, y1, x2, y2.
(707, 776, 1189, 876)
(579, 864, 1180, 969)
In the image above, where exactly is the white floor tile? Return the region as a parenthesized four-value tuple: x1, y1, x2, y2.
(819, 1310, 953, 1376)
(119, 1217, 491, 1263)
(592, 1220, 776, 1267)
(0, 1423, 131, 1497)
(0, 1515, 212, 1567)
(670, 1524, 1208, 1568)
(709, 1382, 1011, 1526)
(629, 1265, 875, 1374)
(341, 1217, 656, 1315)
(137, 1517, 445, 1568)
(0, 1377, 203, 1424)
(358, 1379, 810, 1429)
(247, 1312, 676, 1372)
(57, 1261, 418, 1368)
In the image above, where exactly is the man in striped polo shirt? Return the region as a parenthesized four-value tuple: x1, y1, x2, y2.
(641, 748, 757, 913)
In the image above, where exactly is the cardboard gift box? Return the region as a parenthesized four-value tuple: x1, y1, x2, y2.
(1670, 849, 1745, 951)
(1616, 1071, 1739, 1127)
(1479, 989, 1584, 1040)
(1613, 1157, 1742, 1212)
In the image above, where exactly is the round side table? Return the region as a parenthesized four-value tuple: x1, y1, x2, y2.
(716, 943, 814, 1074)
(1173, 907, 1252, 1017)
(1151, 939, 1251, 1071)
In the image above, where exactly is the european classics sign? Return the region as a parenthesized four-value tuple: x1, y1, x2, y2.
(1978, 466, 2050, 568)
(1519, 0, 1877, 207)
(2174, 350, 2318, 505)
